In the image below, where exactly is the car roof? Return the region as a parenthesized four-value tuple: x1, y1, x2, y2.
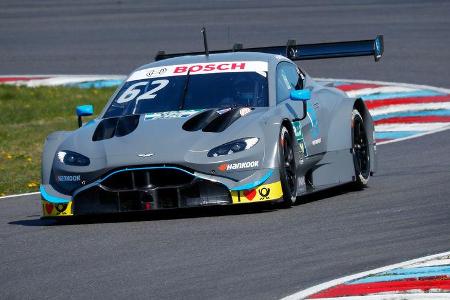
(135, 52, 288, 71)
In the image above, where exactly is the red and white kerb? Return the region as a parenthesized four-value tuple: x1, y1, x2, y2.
(127, 61, 268, 81)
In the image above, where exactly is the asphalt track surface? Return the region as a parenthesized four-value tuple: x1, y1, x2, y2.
(1, 1, 449, 299)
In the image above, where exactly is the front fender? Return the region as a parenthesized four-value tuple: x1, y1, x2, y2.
(41, 131, 71, 185)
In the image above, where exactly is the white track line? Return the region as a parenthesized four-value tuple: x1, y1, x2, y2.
(346, 86, 420, 98)
(0, 74, 126, 87)
(281, 251, 450, 300)
(375, 123, 450, 132)
(0, 191, 40, 199)
(409, 258, 450, 268)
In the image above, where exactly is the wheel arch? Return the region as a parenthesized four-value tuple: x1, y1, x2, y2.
(353, 98, 375, 147)
(353, 98, 377, 174)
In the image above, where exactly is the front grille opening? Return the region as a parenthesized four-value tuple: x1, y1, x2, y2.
(103, 172, 133, 190)
(74, 187, 119, 215)
(101, 168, 195, 191)
(118, 191, 142, 211)
(150, 169, 193, 187)
(157, 189, 178, 208)
(73, 175, 232, 215)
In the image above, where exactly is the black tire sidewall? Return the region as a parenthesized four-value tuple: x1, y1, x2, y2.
(351, 109, 370, 186)
(278, 126, 297, 205)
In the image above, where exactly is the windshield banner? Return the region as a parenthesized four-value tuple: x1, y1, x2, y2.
(127, 61, 268, 81)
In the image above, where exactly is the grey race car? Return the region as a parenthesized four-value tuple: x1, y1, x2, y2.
(40, 36, 383, 217)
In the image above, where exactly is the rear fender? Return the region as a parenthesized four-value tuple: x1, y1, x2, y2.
(354, 98, 377, 174)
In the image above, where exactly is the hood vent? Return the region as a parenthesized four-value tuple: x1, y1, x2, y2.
(93, 115, 140, 141)
(202, 108, 243, 132)
(182, 107, 252, 133)
(182, 109, 218, 132)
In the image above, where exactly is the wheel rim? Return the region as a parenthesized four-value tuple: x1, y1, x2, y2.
(283, 132, 296, 197)
(353, 116, 370, 178)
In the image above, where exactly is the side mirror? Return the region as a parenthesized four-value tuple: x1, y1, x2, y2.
(76, 105, 93, 128)
(290, 89, 311, 101)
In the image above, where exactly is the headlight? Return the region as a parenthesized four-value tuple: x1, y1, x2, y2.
(57, 151, 90, 166)
(208, 137, 259, 157)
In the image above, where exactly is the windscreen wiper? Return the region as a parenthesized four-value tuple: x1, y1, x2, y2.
(179, 70, 191, 110)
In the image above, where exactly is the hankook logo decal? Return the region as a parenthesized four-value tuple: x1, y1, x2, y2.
(218, 161, 259, 171)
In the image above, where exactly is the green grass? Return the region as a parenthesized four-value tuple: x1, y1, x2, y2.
(0, 85, 116, 196)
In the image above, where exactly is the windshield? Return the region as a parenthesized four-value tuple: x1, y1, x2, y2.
(103, 62, 268, 118)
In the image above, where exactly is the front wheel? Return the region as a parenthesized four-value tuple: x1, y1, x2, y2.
(351, 109, 371, 188)
(279, 126, 297, 207)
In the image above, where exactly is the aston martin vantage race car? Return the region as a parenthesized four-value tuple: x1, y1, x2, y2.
(40, 36, 383, 217)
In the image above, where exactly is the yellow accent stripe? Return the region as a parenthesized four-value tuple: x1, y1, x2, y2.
(41, 200, 73, 217)
(231, 181, 283, 204)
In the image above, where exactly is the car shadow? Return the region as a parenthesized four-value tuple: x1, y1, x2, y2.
(8, 202, 280, 226)
(295, 182, 362, 205)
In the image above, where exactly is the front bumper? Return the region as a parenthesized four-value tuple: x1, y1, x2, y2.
(41, 166, 283, 217)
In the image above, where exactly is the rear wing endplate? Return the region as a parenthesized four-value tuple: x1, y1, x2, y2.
(155, 35, 384, 62)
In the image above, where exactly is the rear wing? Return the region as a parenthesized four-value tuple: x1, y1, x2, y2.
(155, 35, 384, 62)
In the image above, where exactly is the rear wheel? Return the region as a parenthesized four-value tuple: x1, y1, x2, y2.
(351, 109, 370, 187)
(279, 126, 297, 207)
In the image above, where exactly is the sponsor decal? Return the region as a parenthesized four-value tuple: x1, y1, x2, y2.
(42, 200, 73, 217)
(45, 203, 53, 215)
(127, 61, 268, 81)
(217, 160, 259, 171)
(55, 203, 68, 213)
(243, 189, 257, 201)
(218, 164, 228, 172)
(173, 62, 246, 74)
(144, 109, 200, 120)
(231, 181, 283, 204)
(146, 67, 167, 77)
(258, 187, 271, 200)
(293, 120, 307, 157)
(57, 175, 81, 182)
(307, 102, 320, 139)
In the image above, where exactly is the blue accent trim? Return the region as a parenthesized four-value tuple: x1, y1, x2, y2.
(230, 170, 273, 191)
(375, 131, 422, 139)
(40, 185, 70, 204)
(71, 79, 124, 89)
(349, 266, 450, 284)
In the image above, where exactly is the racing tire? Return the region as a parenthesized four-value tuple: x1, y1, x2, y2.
(278, 126, 297, 207)
(351, 109, 371, 188)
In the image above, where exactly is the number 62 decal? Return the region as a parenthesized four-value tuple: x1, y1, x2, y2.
(116, 79, 169, 104)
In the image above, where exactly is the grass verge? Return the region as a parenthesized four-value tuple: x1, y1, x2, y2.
(0, 85, 115, 196)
